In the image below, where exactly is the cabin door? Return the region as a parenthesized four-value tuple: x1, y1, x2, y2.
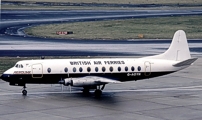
(144, 61, 151, 76)
(32, 64, 43, 78)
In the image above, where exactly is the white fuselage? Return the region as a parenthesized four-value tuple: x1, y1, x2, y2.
(1, 57, 185, 86)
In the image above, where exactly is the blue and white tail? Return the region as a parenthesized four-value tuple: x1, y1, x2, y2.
(147, 30, 192, 61)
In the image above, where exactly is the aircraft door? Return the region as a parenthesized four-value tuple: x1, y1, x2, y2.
(32, 64, 43, 78)
(144, 61, 151, 76)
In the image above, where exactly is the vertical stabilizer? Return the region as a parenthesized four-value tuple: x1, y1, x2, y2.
(146, 30, 191, 61)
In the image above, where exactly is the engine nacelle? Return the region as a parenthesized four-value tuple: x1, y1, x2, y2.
(59, 79, 72, 86)
(59, 78, 99, 87)
(72, 79, 98, 87)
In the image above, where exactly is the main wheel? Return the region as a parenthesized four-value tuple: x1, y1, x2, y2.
(22, 90, 27, 96)
(94, 89, 102, 97)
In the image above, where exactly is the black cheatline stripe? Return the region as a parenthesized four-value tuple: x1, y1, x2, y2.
(2, 71, 175, 84)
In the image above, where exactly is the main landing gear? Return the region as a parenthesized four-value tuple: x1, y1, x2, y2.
(22, 85, 27, 96)
(82, 84, 105, 97)
(94, 89, 102, 97)
(94, 84, 105, 97)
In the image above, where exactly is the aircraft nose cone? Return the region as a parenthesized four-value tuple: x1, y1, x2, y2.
(0, 74, 4, 80)
(1, 74, 8, 81)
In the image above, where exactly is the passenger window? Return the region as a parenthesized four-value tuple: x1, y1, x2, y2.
(47, 68, 51, 73)
(64, 67, 68, 72)
(87, 67, 91, 72)
(125, 66, 128, 71)
(131, 66, 135, 71)
(95, 67, 98, 72)
(73, 67, 76, 72)
(21, 65, 23, 68)
(79, 67, 83, 72)
(118, 67, 121, 72)
(138, 66, 141, 71)
(102, 67, 106, 72)
(109, 66, 113, 72)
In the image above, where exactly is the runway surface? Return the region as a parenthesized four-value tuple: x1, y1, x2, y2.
(0, 58, 201, 120)
(1, 10, 202, 57)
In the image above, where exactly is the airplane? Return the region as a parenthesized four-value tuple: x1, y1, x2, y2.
(0, 30, 197, 97)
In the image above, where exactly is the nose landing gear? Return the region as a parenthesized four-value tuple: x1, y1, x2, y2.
(22, 85, 27, 96)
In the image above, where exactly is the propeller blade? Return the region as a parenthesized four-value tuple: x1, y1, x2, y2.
(61, 84, 64, 91)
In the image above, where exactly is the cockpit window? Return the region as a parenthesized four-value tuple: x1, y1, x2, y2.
(15, 64, 23, 68)
(15, 64, 18, 68)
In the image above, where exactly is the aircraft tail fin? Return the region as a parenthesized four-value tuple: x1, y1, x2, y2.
(147, 30, 191, 61)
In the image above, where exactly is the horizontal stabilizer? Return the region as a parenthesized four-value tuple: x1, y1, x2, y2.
(173, 58, 198, 67)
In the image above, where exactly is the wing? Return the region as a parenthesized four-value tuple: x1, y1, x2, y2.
(82, 76, 122, 84)
(65, 76, 122, 87)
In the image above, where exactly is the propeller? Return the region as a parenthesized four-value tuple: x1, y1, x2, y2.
(58, 78, 73, 93)
(69, 79, 73, 93)
(69, 85, 72, 93)
(61, 84, 64, 91)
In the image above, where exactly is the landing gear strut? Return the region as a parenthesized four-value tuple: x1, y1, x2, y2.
(22, 85, 27, 96)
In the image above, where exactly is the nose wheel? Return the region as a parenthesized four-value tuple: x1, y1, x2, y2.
(22, 86, 27, 96)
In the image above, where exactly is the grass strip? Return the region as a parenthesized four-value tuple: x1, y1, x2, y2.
(2, 0, 202, 10)
(25, 15, 202, 40)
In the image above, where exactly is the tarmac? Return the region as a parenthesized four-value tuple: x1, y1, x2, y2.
(0, 58, 201, 120)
